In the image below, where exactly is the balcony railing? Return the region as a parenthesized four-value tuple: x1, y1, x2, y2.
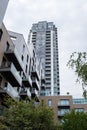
(0, 63, 22, 86)
(32, 78, 40, 90)
(22, 76, 32, 88)
(58, 102, 70, 106)
(31, 68, 40, 81)
(58, 109, 70, 117)
(4, 46, 24, 71)
(0, 83, 19, 100)
(20, 89, 31, 100)
(31, 88, 38, 97)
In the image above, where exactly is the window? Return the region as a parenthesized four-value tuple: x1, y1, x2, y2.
(21, 55, 24, 61)
(75, 108, 84, 112)
(58, 109, 70, 115)
(6, 42, 10, 51)
(25, 65, 28, 73)
(27, 55, 29, 62)
(48, 99, 52, 106)
(0, 76, 2, 86)
(0, 29, 3, 41)
(73, 99, 87, 104)
(29, 58, 31, 75)
(59, 99, 70, 105)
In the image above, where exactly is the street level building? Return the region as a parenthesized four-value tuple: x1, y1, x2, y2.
(40, 95, 87, 123)
(28, 21, 60, 96)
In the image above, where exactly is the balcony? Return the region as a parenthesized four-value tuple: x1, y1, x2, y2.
(58, 109, 70, 117)
(4, 46, 24, 71)
(58, 100, 70, 108)
(31, 88, 39, 102)
(0, 83, 19, 101)
(0, 63, 22, 86)
(20, 89, 31, 100)
(31, 68, 40, 81)
(41, 83, 45, 90)
(32, 78, 40, 90)
(41, 79, 45, 89)
(22, 76, 32, 88)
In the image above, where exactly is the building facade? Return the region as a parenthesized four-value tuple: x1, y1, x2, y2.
(0, 0, 9, 27)
(28, 21, 60, 96)
(40, 96, 87, 123)
(0, 23, 43, 109)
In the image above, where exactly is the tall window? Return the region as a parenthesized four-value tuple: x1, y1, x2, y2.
(21, 55, 24, 61)
(48, 99, 52, 106)
(27, 55, 29, 63)
(0, 76, 2, 86)
(6, 42, 10, 51)
(0, 29, 3, 41)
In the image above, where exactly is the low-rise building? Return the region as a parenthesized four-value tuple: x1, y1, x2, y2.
(40, 95, 87, 123)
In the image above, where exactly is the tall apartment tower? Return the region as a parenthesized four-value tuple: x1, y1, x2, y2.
(28, 21, 60, 96)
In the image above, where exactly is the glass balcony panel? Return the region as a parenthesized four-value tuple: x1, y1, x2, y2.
(0, 83, 19, 100)
(5, 83, 19, 100)
(10, 63, 22, 86)
(4, 46, 24, 71)
(23, 76, 32, 87)
(32, 78, 40, 90)
(0, 63, 22, 86)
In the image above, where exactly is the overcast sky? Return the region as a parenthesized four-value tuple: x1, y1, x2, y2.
(4, 0, 87, 98)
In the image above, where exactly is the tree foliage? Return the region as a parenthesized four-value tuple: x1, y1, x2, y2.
(67, 52, 87, 97)
(0, 99, 57, 130)
(61, 110, 87, 130)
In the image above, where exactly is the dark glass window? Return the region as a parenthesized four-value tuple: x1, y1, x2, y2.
(0, 29, 3, 41)
(0, 76, 2, 86)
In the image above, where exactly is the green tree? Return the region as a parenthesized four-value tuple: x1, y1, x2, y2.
(0, 116, 8, 130)
(2, 99, 57, 130)
(67, 52, 87, 97)
(61, 110, 87, 130)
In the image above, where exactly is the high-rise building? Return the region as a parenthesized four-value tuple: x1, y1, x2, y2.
(28, 21, 60, 96)
(0, 0, 9, 27)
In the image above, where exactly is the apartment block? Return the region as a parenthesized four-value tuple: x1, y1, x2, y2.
(0, 0, 9, 27)
(28, 21, 60, 96)
(40, 96, 87, 123)
(0, 23, 43, 109)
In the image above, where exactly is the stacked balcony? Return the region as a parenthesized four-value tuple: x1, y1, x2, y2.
(31, 68, 40, 81)
(19, 89, 31, 100)
(58, 100, 70, 109)
(0, 82, 19, 100)
(41, 79, 45, 89)
(22, 76, 32, 88)
(0, 63, 22, 87)
(31, 88, 39, 102)
(32, 78, 40, 90)
(58, 109, 70, 117)
(4, 46, 24, 71)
